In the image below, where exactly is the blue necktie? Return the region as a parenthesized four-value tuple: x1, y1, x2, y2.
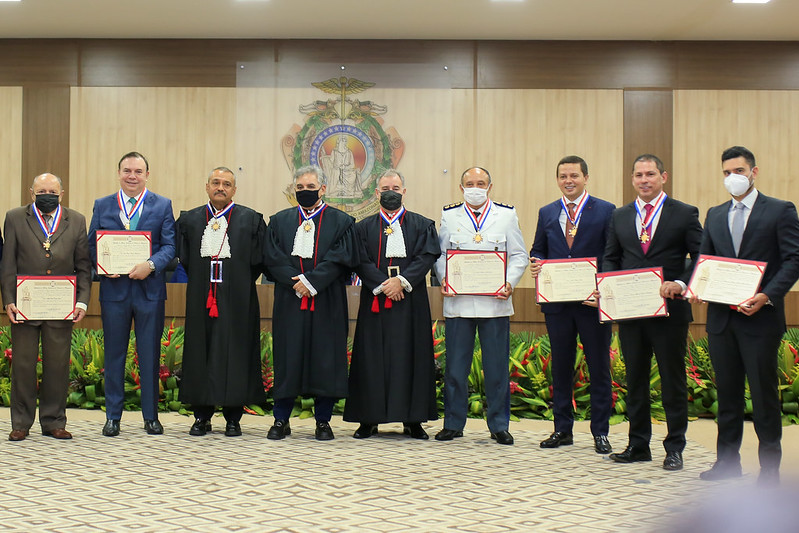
(128, 197, 140, 230)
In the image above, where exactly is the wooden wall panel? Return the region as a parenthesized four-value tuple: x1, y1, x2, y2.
(0, 87, 23, 217)
(673, 89, 799, 226)
(22, 87, 71, 205)
(69, 87, 238, 218)
(623, 90, 673, 204)
(0, 40, 78, 87)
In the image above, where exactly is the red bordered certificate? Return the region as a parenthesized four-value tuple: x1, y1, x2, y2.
(535, 257, 597, 304)
(685, 254, 767, 306)
(445, 250, 507, 296)
(96, 231, 152, 275)
(596, 267, 668, 323)
(15, 276, 77, 321)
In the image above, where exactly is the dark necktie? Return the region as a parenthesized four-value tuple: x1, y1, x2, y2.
(640, 203, 653, 254)
(473, 210, 481, 219)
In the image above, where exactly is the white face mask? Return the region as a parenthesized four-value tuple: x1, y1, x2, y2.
(724, 172, 752, 197)
(463, 187, 488, 206)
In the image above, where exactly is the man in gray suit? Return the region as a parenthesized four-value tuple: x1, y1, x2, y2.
(1, 173, 92, 441)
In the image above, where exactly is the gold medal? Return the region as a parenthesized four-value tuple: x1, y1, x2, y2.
(212, 222, 220, 231)
(640, 231, 650, 243)
(303, 222, 313, 232)
(568, 226, 578, 238)
(384, 226, 394, 236)
(43, 240, 51, 251)
(124, 223, 130, 230)
(473, 233, 483, 244)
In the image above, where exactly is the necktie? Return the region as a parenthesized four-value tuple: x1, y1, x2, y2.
(44, 215, 53, 228)
(128, 197, 140, 230)
(565, 203, 576, 248)
(731, 202, 746, 256)
(473, 210, 481, 219)
(640, 203, 654, 254)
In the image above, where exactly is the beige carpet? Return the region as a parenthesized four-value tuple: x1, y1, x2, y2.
(1, 408, 797, 532)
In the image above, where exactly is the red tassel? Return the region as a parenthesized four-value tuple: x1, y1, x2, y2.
(206, 286, 214, 309)
(371, 295, 380, 313)
(300, 296, 308, 310)
(209, 297, 219, 317)
(310, 297, 315, 312)
(384, 297, 393, 309)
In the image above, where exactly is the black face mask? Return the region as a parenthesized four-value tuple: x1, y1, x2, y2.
(295, 189, 320, 209)
(379, 190, 403, 211)
(35, 193, 60, 213)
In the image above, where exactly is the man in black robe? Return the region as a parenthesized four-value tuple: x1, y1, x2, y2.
(264, 164, 357, 441)
(344, 169, 439, 439)
(177, 167, 267, 436)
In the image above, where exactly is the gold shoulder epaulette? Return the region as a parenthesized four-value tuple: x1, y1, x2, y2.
(443, 202, 463, 211)
(494, 202, 514, 209)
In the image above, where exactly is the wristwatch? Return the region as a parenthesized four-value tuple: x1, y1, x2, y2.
(147, 260, 156, 272)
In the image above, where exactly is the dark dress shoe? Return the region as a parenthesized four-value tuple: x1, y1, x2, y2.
(102, 419, 120, 437)
(404, 423, 429, 440)
(699, 461, 742, 481)
(434, 428, 463, 441)
(758, 467, 780, 487)
(353, 424, 378, 439)
(315, 421, 335, 440)
(225, 421, 242, 437)
(144, 419, 164, 435)
(663, 451, 683, 471)
(491, 430, 514, 445)
(189, 418, 212, 436)
(540, 431, 573, 448)
(267, 419, 291, 440)
(43, 428, 73, 439)
(594, 435, 612, 454)
(609, 444, 652, 463)
(8, 429, 29, 441)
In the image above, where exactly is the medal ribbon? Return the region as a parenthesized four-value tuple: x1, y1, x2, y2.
(206, 200, 235, 222)
(297, 205, 326, 312)
(117, 188, 148, 228)
(373, 208, 407, 313)
(463, 200, 492, 236)
(298, 202, 327, 224)
(33, 204, 62, 242)
(635, 192, 667, 237)
(560, 193, 589, 229)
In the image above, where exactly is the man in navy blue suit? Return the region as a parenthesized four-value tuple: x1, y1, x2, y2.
(530, 156, 616, 454)
(88, 152, 176, 437)
(696, 146, 799, 486)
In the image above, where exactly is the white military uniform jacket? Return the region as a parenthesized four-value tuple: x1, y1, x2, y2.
(434, 199, 528, 318)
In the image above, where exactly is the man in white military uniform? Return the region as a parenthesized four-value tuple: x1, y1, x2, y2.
(434, 167, 528, 445)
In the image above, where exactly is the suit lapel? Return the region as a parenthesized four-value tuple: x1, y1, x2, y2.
(49, 207, 69, 245)
(570, 196, 594, 248)
(24, 204, 48, 243)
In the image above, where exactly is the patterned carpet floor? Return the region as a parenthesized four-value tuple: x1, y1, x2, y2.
(0, 409, 795, 532)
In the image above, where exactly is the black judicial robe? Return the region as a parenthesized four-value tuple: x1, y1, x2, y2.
(177, 204, 267, 406)
(264, 205, 357, 399)
(344, 211, 440, 423)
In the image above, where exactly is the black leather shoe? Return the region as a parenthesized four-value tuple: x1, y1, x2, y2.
(102, 419, 120, 437)
(315, 421, 334, 441)
(491, 430, 514, 445)
(225, 421, 242, 437)
(434, 428, 463, 441)
(699, 461, 743, 481)
(189, 418, 211, 436)
(758, 467, 780, 487)
(594, 435, 612, 454)
(663, 451, 683, 471)
(266, 419, 291, 440)
(353, 424, 378, 439)
(403, 423, 429, 440)
(540, 431, 573, 448)
(144, 419, 163, 435)
(609, 444, 652, 463)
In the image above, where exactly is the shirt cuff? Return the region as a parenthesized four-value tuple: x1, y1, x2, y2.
(675, 280, 687, 292)
(75, 302, 88, 311)
(298, 274, 318, 297)
(397, 275, 412, 292)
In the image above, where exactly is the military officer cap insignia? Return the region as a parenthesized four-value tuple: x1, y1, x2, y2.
(443, 202, 464, 210)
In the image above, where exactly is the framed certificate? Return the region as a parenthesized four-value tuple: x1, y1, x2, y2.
(685, 254, 766, 306)
(15, 276, 77, 321)
(535, 257, 597, 303)
(445, 250, 507, 296)
(596, 267, 668, 322)
(96, 231, 152, 275)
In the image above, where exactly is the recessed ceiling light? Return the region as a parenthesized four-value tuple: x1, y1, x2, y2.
(732, 0, 771, 4)
(0, 0, 22, 3)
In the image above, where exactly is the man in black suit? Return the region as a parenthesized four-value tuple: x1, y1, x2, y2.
(695, 146, 799, 486)
(602, 154, 702, 471)
(530, 155, 616, 454)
